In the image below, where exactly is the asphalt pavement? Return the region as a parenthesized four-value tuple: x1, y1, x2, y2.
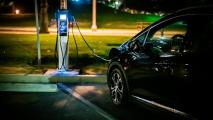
(0, 90, 107, 120)
(0, 72, 192, 120)
(59, 83, 189, 120)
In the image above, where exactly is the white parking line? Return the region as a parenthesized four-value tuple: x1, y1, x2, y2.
(57, 83, 116, 120)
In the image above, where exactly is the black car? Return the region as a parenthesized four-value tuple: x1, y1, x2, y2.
(107, 6, 213, 120)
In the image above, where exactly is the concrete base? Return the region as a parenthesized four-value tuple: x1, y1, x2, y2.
(44, 69, 79, 77)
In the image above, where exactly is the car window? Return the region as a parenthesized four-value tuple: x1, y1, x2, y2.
(137, 31, 148, 44)
(128, 31, 148, 52)
(145, 20, 189, 56)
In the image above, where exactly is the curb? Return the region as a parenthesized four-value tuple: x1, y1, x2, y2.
(0, 74, 107, 84)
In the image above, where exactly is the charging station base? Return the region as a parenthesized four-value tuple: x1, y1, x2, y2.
(44, 69, 79, 77)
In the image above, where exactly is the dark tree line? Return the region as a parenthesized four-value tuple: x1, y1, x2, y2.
(125, 0, 213, 12)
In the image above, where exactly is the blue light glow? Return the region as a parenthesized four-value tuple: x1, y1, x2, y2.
(72, 0, 79, 2)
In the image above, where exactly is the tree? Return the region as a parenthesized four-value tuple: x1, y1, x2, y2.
(40, 0, 49, 33)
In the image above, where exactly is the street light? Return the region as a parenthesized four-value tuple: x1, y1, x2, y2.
(114, 0, 121, 14)
(34, 0, 41, 66)
(91, 0, 97, 31)
(15, 9, 20, 14)
(115, 1, 119, 6)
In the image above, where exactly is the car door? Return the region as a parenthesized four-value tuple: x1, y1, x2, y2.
(129, 18, 189, 108)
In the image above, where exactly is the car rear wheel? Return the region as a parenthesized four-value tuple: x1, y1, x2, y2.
(108, 68, 128, 106)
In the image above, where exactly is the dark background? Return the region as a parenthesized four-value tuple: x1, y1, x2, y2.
(126, 0, 213, 12)
(1, 0, 213, 13)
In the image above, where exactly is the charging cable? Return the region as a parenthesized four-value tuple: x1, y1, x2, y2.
(72, 16, 110, 62)
(71, 20, 79, 66)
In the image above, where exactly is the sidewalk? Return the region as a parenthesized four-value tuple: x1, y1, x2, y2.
(0, 27, 140, 36)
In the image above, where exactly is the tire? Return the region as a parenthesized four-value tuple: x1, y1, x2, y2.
(108, 67, 128, 106)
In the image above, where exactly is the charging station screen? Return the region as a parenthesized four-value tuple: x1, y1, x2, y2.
(60, 14, 67, 20)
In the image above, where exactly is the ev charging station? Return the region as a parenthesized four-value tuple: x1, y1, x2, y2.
(45, 0, 79, 76)
(57, 9, 69, 71)
(57, 0, 69, 71)
(44, 0, 108, 79)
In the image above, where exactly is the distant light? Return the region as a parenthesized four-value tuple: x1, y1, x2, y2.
(115, 1, 119, 5)
(15, 9, 20, 15)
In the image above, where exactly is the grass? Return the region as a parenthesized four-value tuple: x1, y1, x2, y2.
(73, 4, 161, 29)
(0, 34, 131, 74)
(0, 4, 161, 74)
(0, 4, 161, 29)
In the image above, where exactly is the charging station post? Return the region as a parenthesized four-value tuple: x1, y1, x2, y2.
(57, 10, 69, 71)
(57, 0, 69, 71)
(45, 0, 109, 77)
(45, 0, 79, 76)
